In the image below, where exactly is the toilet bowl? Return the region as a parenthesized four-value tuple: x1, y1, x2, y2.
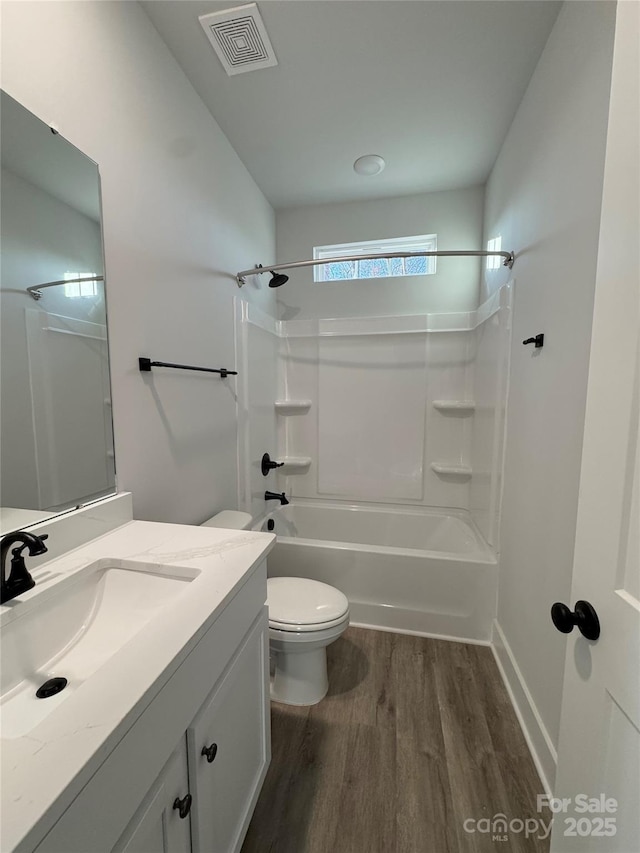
(268, 576, 349, 705)
(201, 510, 349, 706)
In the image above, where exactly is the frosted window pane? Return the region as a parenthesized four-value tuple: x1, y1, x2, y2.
(313, 234, 437, 282)
(405, 256, 428, 275)
(359, 258, 390, 278)
(322, 261, 356, 280)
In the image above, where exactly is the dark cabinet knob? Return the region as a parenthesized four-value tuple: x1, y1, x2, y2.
(201, 742, 218, 763)
(551, 600, 600, 641)
(173, 793, 192, 819)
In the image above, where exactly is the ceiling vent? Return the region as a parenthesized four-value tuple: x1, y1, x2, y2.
(199, 4, 277, 77)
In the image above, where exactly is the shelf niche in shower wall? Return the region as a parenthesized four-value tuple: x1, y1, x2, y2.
(278, 456, 312, 473)
(433, 400, 476, 412)
(274, 400, 312, 414)
(430, 462, 472, 478)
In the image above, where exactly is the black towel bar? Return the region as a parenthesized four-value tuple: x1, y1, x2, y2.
(138, 357, 237, 378)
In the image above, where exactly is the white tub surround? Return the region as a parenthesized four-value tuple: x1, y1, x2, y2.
(237, 286, 513, 518)
(1, 520, 275, 853)
(234, 300, 279, 520)
(277, 457, 312, 474)
(274, 400, 311, 414)
(258, 500, 496, 642)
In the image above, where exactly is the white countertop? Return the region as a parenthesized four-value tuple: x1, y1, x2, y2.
(0, 519, 275, 853)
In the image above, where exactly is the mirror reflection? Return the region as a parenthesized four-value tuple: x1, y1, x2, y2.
(0, 91, 116, 534)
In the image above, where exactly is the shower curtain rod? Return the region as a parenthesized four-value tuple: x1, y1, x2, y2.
(26, 275, 104, 301)
(235, 249, 514, 287)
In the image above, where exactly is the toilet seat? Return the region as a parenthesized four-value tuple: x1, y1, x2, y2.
(267, 577, 349, 633)
(269, 613, 350, 633)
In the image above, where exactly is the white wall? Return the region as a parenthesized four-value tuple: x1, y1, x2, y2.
(483, 0, 616, 788)
(1, 1, 276, 524)
(275, 186, 484, 320)
(0, 168, 105, 509)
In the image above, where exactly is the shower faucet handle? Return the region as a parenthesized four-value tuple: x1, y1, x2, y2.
(261, 453, 284, 476)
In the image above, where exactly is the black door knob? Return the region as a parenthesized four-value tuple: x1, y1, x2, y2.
(201, 742, 218, 763)
(551, 600, 600, 641)
(173, 793, 192, 819)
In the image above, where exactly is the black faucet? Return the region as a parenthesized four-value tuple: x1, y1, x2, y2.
(264, 491, 289, 506)
(1, 531, 49, 604)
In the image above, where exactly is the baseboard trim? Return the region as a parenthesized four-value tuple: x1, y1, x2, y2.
(349, 619, 492, 647)
(491, 619, 557, 796)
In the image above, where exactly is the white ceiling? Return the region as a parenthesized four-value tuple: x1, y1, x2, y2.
(143, 0, 561, 210)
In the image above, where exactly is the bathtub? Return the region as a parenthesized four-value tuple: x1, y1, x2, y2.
(254, 500, 498, 642)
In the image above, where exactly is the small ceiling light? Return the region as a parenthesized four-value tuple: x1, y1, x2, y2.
(353, 154, 385, 176)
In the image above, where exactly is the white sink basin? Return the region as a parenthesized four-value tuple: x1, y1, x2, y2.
(0, 559, 199, 738)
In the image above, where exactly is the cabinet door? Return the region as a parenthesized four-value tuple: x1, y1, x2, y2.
(188, 610, 270, 853)
(112, 736, 192, 853)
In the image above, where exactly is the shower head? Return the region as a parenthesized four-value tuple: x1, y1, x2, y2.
(269, 271, 289, 288)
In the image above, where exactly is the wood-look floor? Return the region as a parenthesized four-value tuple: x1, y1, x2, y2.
(242, 627, 550, 853)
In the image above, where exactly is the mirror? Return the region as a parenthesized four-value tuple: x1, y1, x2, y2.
(0, 91, 116, 534)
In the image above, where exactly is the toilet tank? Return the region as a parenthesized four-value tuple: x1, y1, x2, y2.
(200, 510, 253, 530)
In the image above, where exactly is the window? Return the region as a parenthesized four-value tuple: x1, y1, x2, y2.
(313, 234, 437, 282)
(64, 272, 98, 298)
(486, 236, 502, 270)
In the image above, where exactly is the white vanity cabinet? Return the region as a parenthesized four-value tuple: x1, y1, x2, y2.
(113, 614, 268, 853)
(33, 562, 270, 853)
(112, 739, 192, 853)
(187, 615, 269, 853)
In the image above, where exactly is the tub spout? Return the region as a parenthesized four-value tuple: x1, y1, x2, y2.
(265, 490, 289, 506)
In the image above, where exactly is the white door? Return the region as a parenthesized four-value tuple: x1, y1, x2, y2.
(551, 4, 640, 851)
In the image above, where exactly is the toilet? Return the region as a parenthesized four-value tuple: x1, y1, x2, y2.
(267, 576, 349, 705)
(201, 511, 349, 706)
